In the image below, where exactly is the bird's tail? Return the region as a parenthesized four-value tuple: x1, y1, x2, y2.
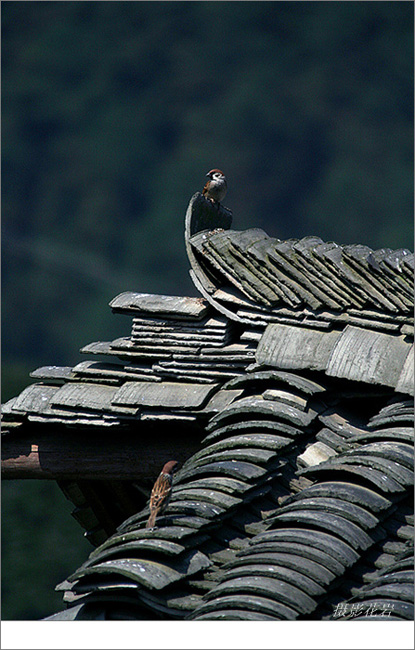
(146, 511, 156, 529)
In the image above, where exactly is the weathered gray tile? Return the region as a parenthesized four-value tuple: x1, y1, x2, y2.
(112, 381, 218, 409)
(256, 323, 341, 371)
(326, 326, 411, 390)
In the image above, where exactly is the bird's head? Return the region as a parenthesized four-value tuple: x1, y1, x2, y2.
(162, 460, 179, 475)
(206, 169, 226, 182)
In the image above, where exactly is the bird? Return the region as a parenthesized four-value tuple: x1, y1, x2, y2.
(145, 460, 179, 528)
(202, 169, 228, 205)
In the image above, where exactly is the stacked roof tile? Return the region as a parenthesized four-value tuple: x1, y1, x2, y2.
(186, 194, 413, 329)
(2, 192, 413, 621)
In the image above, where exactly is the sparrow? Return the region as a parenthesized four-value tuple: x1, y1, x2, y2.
(202, 169, 227, 205)
(145, 460, 179, 528)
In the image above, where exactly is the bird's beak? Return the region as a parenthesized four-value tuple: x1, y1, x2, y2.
(206, 173, 210, 178)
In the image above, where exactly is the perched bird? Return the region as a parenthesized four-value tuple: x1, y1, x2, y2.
(146, 460, 179, 528)
(203, 169, 228, 205)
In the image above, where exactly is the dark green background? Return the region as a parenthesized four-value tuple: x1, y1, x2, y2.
(2, 1, 413, 619)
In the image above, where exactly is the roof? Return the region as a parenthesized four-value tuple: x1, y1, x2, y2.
(2, 193, 414, 620)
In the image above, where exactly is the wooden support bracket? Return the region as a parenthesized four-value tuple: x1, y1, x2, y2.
(1, 426, 201, 481)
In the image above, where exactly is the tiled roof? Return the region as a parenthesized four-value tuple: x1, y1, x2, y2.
(50, 389, 413, 621)
(186, 193, 413, 327)
(2, 193, 413, 621)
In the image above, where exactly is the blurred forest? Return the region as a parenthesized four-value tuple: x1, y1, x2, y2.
(1, 1, 413, 619)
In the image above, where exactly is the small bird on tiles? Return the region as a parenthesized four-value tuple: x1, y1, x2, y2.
(203, 169, 228, 205)
(146, 460, 179, 529)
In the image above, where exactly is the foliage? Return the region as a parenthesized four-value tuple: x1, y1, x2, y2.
(1, 480, 91, 619)
(2, 0, 413, 619)
(2, 1, 413, 368)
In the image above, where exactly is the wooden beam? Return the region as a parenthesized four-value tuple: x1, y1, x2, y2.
(1, 426, 202, 480)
